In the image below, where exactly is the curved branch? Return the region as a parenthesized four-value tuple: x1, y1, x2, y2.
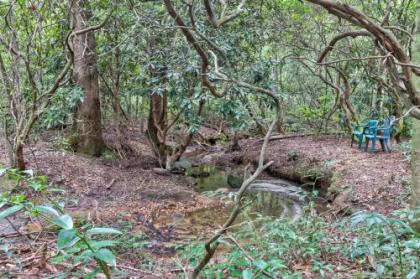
(305, 0, 420, 117)
(164, 0, 228, 98)
(202, 0, 246, 28)
(192, 117, 277, 279)
(317, 30, 371, 63)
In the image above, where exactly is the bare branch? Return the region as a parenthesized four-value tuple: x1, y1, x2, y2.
(163, 0, 229, 98)
(317, 30, 371, 63)
(305, 0, 420, 115)
(191, 117, 277, 279)
(202, 0, 246, 28)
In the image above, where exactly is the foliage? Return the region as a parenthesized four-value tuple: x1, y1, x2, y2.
(179, 205, 420, 278)
(0, 168, 122, 278)
(348, 209, 420, 279)
(398, 141, 413, 161)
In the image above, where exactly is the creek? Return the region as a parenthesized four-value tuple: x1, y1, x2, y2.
(164, 165, 312, 236)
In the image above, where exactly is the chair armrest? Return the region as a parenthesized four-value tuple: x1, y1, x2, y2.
(377, 127, 392, 131)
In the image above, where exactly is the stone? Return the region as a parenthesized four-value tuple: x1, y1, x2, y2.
(215, 187, 230, 193)
(173, 158, 192, 170)
(227, 173, 243, 188)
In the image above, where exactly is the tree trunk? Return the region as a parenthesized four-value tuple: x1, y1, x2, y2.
(70, 0, 104, 156)
(145, 62, 168, 166)
(146, 87, 168, 166)
(411, 14, 420, 209)
(13, 143, 25, 171)
(1, 119, 14, 168)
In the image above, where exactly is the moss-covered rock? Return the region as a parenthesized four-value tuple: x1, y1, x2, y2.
(227, 173, 243, 188)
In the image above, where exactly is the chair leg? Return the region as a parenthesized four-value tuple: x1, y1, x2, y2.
(379, 139, 385, 152)
(386, 139, 392, 153)
(365, 138, 370, 152)
(358, 135, 363, 149)
(371, 138, 377, 153)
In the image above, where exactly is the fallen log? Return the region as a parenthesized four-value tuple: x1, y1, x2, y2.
(257, 132, 346, 143)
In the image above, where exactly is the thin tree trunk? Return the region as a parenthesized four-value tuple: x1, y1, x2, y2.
(411, 14, 420, 209)
(146, 89, 168, 166)
(14, 143, 25, 170)
(70, 0, 105, 156)
(1, 119, 14, 167)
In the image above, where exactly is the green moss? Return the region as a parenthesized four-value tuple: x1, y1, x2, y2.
(101, 148, 117, 161)
(67, 132, 80, 148)
(327, 171, 342, 197)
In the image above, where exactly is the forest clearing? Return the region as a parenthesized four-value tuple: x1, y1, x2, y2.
(0, 0, 419, 278)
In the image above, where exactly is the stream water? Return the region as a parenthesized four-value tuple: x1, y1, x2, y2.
(166, 165, 308, 233)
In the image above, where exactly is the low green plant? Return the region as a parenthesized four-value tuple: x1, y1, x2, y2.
(0, 168, 122, 278)
(348, 209, 419, 279)
(179, 203, 332, 278)
(178, 205, 420, 278)
(397, 141, 412, 161)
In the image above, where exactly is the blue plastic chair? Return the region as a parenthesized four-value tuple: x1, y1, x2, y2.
(364, 116, 394, 153)
(351, 120, 379, 149)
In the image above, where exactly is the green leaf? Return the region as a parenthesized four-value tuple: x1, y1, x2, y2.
(351, 211, 369, 227)
(242, 269, 252, 279)
(269, 259, 286, 268)
(406, 270, 418, 279)
(254, 259, 269, 270)
(375, 264, 385, 276)
(57, 229, 78, 249)
(52, 214, 73, 230)
(88, 240, 118, 249)
(28, 176, 48, 192)
(86, 227, 122, 236)
(94, 248, 116, 266)
(0, 204, 24, 220)
(35, 205, 59, 216)
(22, 169, 34, 176)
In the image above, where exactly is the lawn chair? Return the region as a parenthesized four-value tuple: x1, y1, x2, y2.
(364, 116, 395, 153)
(351, 120, 379, 149)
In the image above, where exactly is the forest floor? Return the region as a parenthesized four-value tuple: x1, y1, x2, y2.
(0, 126, 412, 278)
(244, 135, 411, 214)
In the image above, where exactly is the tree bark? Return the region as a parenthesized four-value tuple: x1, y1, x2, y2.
(146, 85, 168, 166)
(69, 0, 105, 156)
(411, 12, 420, 209)
(14, 143, 25, 171)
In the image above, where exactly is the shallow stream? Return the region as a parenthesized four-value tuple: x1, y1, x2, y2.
(165, 165, 310, 234)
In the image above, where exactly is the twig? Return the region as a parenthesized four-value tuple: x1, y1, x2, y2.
(5, 217, 33, 248)
(106, 179, 116, 190)
(394, 106, 420, 122)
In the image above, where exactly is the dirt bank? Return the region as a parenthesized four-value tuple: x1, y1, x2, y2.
(237, 135, 411, 214)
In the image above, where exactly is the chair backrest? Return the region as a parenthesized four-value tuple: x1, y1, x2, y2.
(364, 120, 379, 136)
(383, 116, 395, 127)
(382, 116, 395, 138)
(382, 127, 392, 138)
(367, 120, 379, 128)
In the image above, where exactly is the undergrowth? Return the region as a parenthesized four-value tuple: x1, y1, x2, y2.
(1, 166, 419, 278)
(179, 203, 420, 279)
(0, 167, 122, 278)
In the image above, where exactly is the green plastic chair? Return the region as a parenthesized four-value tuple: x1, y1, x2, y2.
(351, 120, 379, 149)
(365, 116, 395, 153)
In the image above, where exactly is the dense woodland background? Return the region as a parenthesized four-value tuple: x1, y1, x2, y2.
(0, 0, 419, 278)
